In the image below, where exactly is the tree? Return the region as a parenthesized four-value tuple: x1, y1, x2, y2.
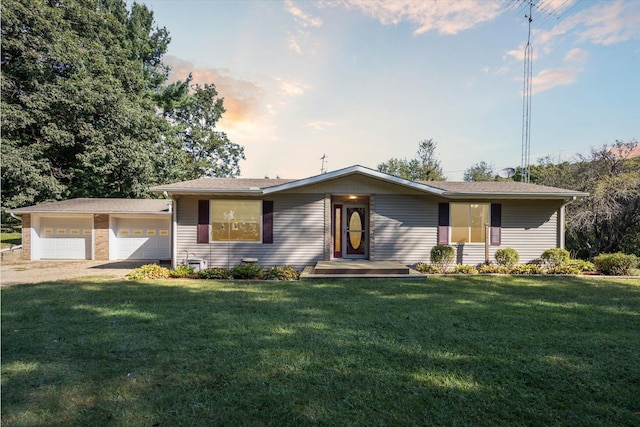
(530, 141, 640, 258)
(1, 0, 244, 216)
(377, 139, 445, 181)
(159, 75, 245, 180)
(463, 161, 495, 182)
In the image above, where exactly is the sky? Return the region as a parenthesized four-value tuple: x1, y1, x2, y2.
(138, 0, 639, 180)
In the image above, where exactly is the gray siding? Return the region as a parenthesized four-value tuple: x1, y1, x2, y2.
(374, 194, 438, 265)
(176, 194, 325, 269)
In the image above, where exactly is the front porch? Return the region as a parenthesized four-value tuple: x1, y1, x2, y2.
(300, 260, 424, 279)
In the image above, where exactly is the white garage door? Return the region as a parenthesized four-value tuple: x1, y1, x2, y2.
(114, 217, 170, 260)
(40, 217, 92, 260)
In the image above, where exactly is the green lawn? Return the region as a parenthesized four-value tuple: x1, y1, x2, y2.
(1, 232, 21, 249)
(2, 276, 639, 426)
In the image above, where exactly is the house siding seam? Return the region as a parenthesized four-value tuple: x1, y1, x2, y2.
(176, 195, 325, 269)
(94, 214, 109, 260)
(22, 214, 31, 260)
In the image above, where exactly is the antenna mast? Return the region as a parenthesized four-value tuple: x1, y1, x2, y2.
(521, 1, 534, 183)
(320, 154, 328, 174)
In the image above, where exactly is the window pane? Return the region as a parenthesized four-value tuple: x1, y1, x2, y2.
(211, 200, 261, 242)
(469, 204, 489, 243)
(450, 204, 469, 243)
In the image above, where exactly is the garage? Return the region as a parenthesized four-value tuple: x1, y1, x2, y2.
(112, 217, 171, 260)
(39, 216, 93, 260)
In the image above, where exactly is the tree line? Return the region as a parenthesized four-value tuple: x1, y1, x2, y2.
(1, 0, 243, 213)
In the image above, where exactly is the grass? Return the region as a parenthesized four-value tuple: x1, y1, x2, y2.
(1, 232, 21, 249)
(2, 276, 639, 426)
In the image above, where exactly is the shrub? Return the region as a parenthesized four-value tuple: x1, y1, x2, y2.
(430, 245, 455, 272)
(567, 259, 596, 273)
(509, 264, 543, 275)
(197, 267, 232, 280)
(546, 265, 582, 275)
(169, 265, 196, 279)
(494, 248, 519, 268)
(478, 264, 510, 274)
(230, 263, 264, 279)
(415, 262, 442, 274)
(264, 265, 300, 281)
(452, 264, 478, 274)
(594, 253, 637, 276)
(540, 248, 570, 269)
(125, 264, 170, 280)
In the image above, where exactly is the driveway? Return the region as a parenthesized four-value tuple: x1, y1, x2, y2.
(0, 260, 154, 286)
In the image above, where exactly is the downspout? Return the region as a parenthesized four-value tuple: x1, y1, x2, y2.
(559, 196, 577, 249)
(10, 212, 22, 222)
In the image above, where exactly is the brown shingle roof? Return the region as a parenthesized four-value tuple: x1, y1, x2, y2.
(151, 177, 295, 192)
(9, 198, 171, 214)
(418, 180, 583, 195)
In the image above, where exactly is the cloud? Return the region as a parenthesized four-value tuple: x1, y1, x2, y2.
(273, 77, 308, 96)
(306, 120, 336, 131)
(530, 48, 587, 94)
(331, 0, 504, 35)
(285, 0, 323, 28)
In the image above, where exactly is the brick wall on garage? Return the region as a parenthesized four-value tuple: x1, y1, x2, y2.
(94, 214, 109, 260)
(21, 213, 31, 260)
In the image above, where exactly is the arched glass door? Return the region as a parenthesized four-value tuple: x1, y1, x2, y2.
(344, 205, 367, 258)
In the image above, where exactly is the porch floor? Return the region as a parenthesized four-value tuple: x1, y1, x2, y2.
(301, 260, 424, 279)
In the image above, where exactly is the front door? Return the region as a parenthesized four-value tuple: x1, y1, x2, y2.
(333, 204, 368, 259)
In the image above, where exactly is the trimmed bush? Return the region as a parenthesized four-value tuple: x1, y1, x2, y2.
(494, 248, 519, 268)
(452, 264, 478, 274)
(509, 264, 543, 275)
(541, 248, 570, 269)
(415, 262, 442, 274)
(169, 265, 196, 279)
(546, 265, 582, 275)
(126, 264, 170, 280)
(430, 245, 455, 272)
(231, 263, 264, 279)
(567, 259, 596, 273)
(594, 253, 637, 276)
(197, 267, 232, 280)
(478, 264, 510, 274)
(264, 265, 300, 281)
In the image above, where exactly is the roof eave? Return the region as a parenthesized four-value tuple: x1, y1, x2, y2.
(151, 188, 265, 196)
(440, 191, 589, 199)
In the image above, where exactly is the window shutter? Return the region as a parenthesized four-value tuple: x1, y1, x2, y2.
(438, 203, 449, 245)
(263, 201, 274, 244)
(197, 200, 209, 244)
(490, 203, 502, 246)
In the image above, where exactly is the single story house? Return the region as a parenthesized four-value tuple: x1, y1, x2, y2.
(10, 165, 588, 268)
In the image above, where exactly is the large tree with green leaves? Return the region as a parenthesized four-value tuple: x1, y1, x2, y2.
(1, 0, 243, 214)
(463, 161, 495, 182)
(377, 139, 446, 181)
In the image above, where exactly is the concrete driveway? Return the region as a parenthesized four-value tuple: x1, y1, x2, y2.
(0, 260, 153, 286)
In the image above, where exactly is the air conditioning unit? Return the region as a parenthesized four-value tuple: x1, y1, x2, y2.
(186, 258, 207, 272)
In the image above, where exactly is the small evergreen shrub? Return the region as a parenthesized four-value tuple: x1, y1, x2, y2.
(509, 264, 543, 275)
(567, 259, 596, 273)
(452, 264, 478, 274)
(478, 264, 510, 274)
(540, 248, 570, 269)
(169, 265, 196, 278)
(415, 262, 442, 274)
(594, 253, 637, 276)
(494, 248, 519, 268)
(197, 267, 232, 280)
(231, 263, 264, 279)
(546, 265, 581, 275)
(430, 245, 455, 272)
(125, 264, 170, 280)
(264, 265, 300, 281)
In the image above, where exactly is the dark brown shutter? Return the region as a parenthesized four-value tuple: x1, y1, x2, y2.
(197, 200, 209, 244)
(490, 203, 502, 246)
(438, 203, 449, 245)
(263, 201, 273, 244)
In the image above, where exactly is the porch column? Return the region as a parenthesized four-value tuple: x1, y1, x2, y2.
(21, 214, 31, 260)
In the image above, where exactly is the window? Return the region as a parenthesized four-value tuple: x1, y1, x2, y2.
(210, 200, 261, 242)
(450, 203, 490, 243)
